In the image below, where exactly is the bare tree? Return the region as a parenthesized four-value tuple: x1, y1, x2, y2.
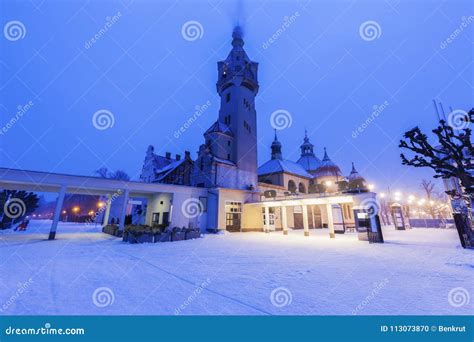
(420, 179, 435, 199)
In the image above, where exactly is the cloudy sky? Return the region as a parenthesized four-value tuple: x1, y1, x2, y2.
(0, 0, 472, 196)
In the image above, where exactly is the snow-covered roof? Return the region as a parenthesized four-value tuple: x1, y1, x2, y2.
(258, 159, 312, 178)
(155, 159, 186, 181)
(313, 148, 343, 178)
(297, 155, 322, 172)
(205, 121, 233, 136)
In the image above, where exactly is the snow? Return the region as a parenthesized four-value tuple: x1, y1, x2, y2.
(0, 220, 472, 315)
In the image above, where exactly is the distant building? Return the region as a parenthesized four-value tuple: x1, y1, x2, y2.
(140, 146, 193, 186)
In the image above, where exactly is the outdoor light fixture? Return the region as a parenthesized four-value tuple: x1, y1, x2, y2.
(368, 184, 375, 190)
(325, 181, 332, 186)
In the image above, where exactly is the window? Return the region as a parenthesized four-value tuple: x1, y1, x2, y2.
(227, 141, 231, 146)
(288, 180, 297, 193)
(226, 93, 231, 102)
(243, 121, 251, 133)
(199, 197, 208, 212)
(227, 153, 231, 160)
(152, 213, 160, 224)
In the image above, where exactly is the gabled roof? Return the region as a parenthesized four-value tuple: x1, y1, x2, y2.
(258, 159, 312, 178)
(155, 159, 186, 181)
(205, 121, 233, 136)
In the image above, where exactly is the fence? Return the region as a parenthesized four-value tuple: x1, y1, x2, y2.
(408, 218, 455, 228)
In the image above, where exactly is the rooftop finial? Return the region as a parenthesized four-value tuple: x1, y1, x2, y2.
(351, 162, 357, 173)
(274, 128, 278, 141)
(323, 147, 329, 161)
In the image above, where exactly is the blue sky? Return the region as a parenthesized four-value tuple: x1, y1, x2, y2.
(0, 0, 472, 196)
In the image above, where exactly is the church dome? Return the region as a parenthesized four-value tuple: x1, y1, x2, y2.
(296, 130, 321, 172)
(313, 148, 343, 179)
(347, 162, 366, 182)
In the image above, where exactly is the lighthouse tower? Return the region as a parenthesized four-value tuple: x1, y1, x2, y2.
(193, 27, 259, 190)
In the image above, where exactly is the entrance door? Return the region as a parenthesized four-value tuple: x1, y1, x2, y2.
(262, 208, 276, 231)
(225, 201, 242, 232)
(332, 204, 345, 233)
(313, 206, 322, 228)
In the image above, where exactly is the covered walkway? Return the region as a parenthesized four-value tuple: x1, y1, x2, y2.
(0, 168, 207, 239)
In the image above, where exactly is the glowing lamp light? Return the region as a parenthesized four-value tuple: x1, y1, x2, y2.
(88, 210, 94, 216)
(429, 200, 435, 206)
(379, 193, 386, 198)
(97, 202, 105, 208)
(62, 210, 67, 214)
(408, 195, 416, 201)
(325, 181, 332, 187)
(72, 206, 80, 213)
(368, 184, 375, 191)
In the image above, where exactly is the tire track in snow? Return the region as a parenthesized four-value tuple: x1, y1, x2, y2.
(115, 249, 272, 315)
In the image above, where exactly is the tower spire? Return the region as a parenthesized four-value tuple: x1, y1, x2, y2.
(271, 130, 282, 160)
(323, 147, 329, 161)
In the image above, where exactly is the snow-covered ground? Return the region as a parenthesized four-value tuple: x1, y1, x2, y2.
(0, 220, 472, 315)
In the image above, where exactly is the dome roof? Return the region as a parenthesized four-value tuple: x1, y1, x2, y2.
(347, 162, 366, 182)
(297, 155, 322, 172)
(297, 130, 321, 172)
(314, 148, 343, 179)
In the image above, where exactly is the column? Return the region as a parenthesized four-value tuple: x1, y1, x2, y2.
(326, 204, 335, 238)
(118, 189, 130, 231)
(281, 206, 288, 235)
(102, 194, 112, 227)
(311, 205, 315, 228)
(302, 204, 309, 236)
(264, 206, 269, 233)
(49, 184, 67, 240)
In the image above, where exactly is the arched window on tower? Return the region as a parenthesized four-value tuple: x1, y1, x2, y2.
(288, 180, 296, 193)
